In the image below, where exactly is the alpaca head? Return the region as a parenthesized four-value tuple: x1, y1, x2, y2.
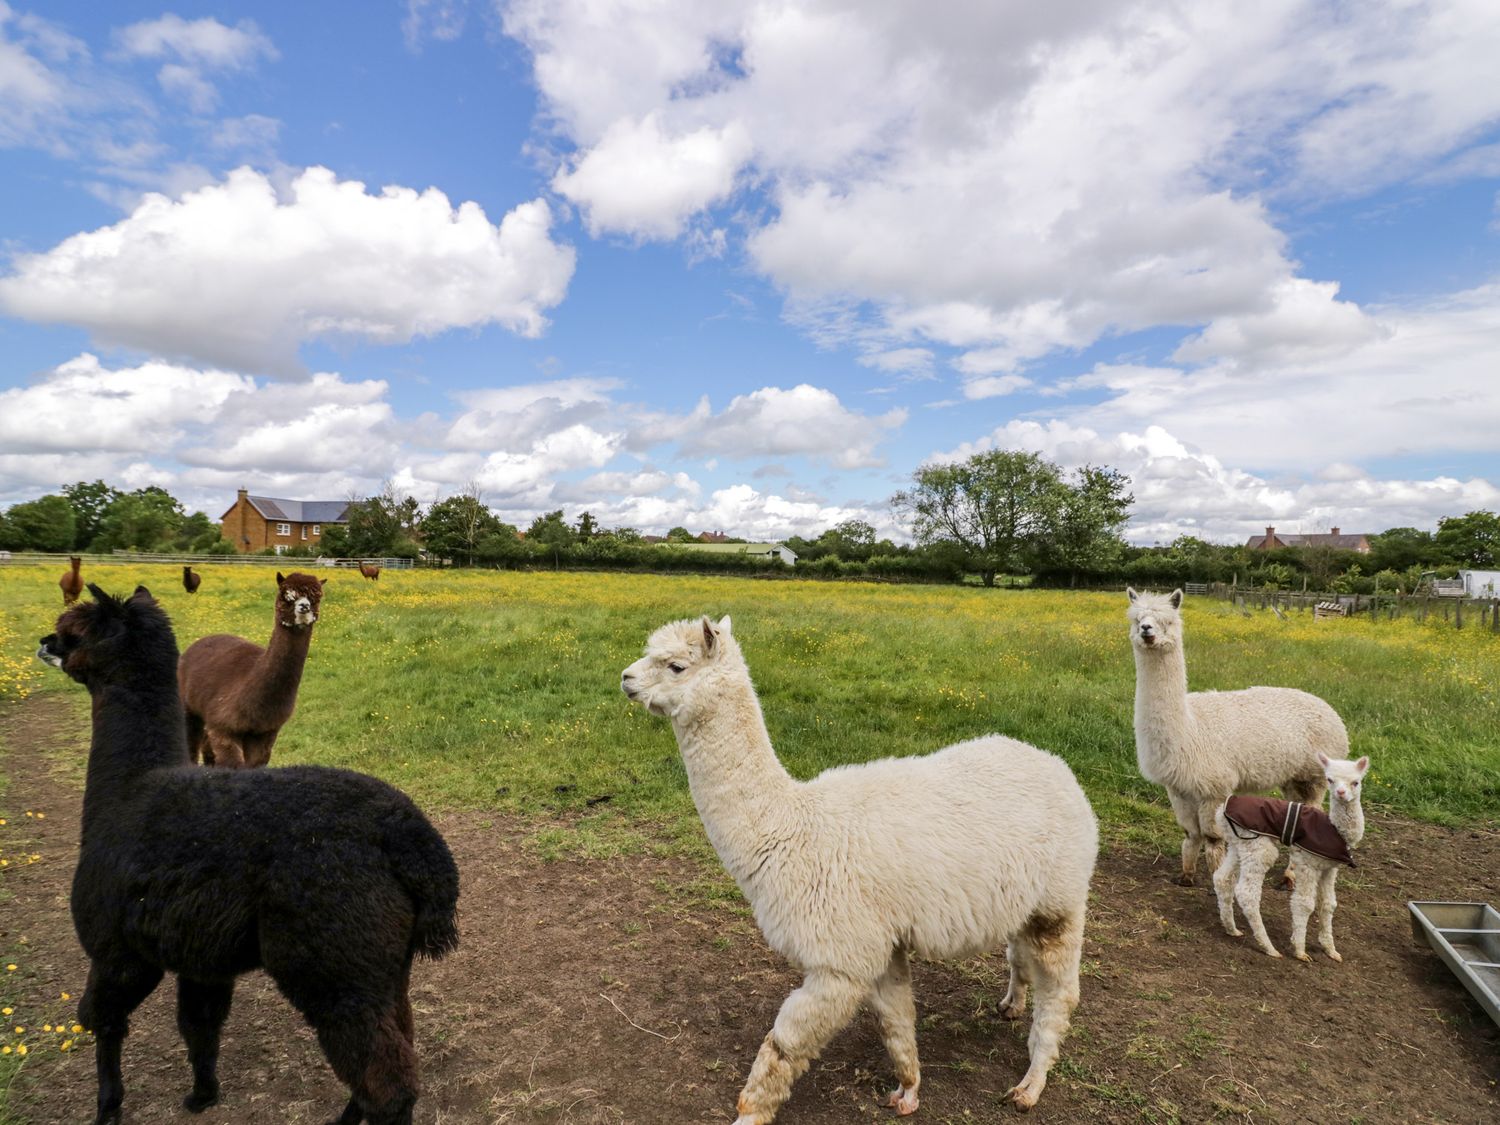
(38, 585, 177, 688)
(621, 615, 738, 720)
(1318, 751, 1370, 805)
(1126, 587, 1184, 652)
(276, 572, 326, 629)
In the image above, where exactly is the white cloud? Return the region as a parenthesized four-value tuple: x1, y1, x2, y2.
(666, 384, 906, 469)
(403, 0, 469, 51)
(503, 0, 1500, 389)
(114, 14, 275, 113)
(0, 166, 577, 375)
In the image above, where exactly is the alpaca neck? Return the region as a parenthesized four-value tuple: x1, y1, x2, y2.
(245, 622, 313, 716)
(671, 662, 800, 889)
(70, 560, 80, 575)
(82, 680, 190, 832)
(1330, 797, 1365, 848)
(1133, 643, 1194, 758)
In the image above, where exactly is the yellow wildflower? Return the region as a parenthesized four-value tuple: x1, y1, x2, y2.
(61, 1039, 72, 1050)
(42, 1024, 51, 1032)
(5, 964, 16, 971)
(13, 1026, 22, 1033)
(15, 1044, 25, 1055)
(1, 1007, 10, 1016)
(60, 992, 70, 1000)
(71, 1024, 83, 1033)
(1, 1046, 9, 1055)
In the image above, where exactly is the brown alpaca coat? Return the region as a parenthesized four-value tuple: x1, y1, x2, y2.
(60, 557, 83, 604)
(178, 572, 325, 768)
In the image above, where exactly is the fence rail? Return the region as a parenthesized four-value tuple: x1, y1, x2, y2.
(1203, 582, 1500, 632)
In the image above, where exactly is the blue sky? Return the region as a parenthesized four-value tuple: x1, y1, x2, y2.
(2, 0, 1498, 543)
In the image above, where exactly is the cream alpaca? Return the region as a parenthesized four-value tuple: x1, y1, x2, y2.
(1126, 588, 1346, 883)
(622, 617, 1098, 1122)
(1213, 753, 1369, 960)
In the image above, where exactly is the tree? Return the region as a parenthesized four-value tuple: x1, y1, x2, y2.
(893, 450, 1064, 586)
(1043, 465, 1133, 584)
(664, 525, 695, 543)
(1368, 526, 1436, 572)
(574, 511, 600, 540)
(3, 494, 77, 551)
(420, 492, 504, 566)
(343, 483, 421, 557)
(817, 518, 877, 561)
(93, 487, 184, 552)
(62, 480, 122, 549)
(526, 510, 575, 567)
(1434, 510, 1500, 567)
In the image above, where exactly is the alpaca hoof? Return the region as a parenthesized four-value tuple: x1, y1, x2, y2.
(1000, 1001, 1026, 1020)
(885, 1085, 919, 1115)
(1174, 873, 1196, 887)
(183, 1086, 220, 1112)
(1005, 1083, 1039, 1111)
(1293, 951, 1311, 963)
(1263, 947, 1283, 959)
(1326, 949, 1343, 963)
(1223, 926, 1242, 938)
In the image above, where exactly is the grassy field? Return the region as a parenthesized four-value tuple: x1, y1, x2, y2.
(1, 562, 1497, 846)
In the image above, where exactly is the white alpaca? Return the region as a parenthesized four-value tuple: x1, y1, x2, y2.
(621, 617, 1098, 1123)
(1127, 588, 1346, 884)
(1212, 753, 1369, 961)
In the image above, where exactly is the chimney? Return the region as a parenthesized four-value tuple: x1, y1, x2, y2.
(1264, 525, 1275, 548)
(1330, 526, 1340, 536)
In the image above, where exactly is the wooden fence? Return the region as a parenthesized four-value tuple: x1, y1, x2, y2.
(0, 551, 414, 569)
(1203, 582, 1500, 632)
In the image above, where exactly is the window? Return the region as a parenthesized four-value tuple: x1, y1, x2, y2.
(273, 544, 288, 555)
(311, 524, 321, 536)
(301, 526, 308, 539)
(276, 522, 291, 536)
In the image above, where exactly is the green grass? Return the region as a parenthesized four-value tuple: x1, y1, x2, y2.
(2, 564, 1498, 854)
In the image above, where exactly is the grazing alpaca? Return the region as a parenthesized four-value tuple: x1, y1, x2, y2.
(182, 564, 201, 593)
(622, 617, 1097, 1120)
(1213, 753, 1369, 961)
(1127, 588, 1344, 884)
(359, 561, 381, 580)
(60, 555, 83, 604)
(178, 571, 325, 768)
(37, 585, 458, 1125)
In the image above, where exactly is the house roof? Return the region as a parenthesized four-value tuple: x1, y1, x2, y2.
(1245, 532, 1370, 550)
(225, 494, 354, 524)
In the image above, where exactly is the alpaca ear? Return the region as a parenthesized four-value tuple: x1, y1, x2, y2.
(701, 615, 719, 655)
(87, 583, 122, 613)
(718, 614, 732, 635)
(129, 585, 155, 605)
(319, 577, 327, 587)
(1354, 756, 1369, 776)
(276, 572, 286, 584)
(1126, 587, 1138, 603)
(1169, 589, 1183, 609)
(1317, 751, 1331, 767)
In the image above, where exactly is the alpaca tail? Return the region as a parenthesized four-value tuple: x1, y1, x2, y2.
(388, 810, 461, 961)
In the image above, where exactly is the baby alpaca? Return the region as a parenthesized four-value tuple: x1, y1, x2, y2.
(1212, 753, 1369, 961)
(622, 617, 1098, 1121)
(1127, 588, 1346, 883)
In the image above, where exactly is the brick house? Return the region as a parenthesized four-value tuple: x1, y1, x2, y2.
(1245, 525, 1372, 553)
(219, 488, 355, 554)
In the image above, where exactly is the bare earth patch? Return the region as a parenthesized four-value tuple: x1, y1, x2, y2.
(3, 694, 1497, 1125)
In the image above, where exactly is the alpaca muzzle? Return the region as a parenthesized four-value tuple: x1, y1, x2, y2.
(36, 636, 64, 669)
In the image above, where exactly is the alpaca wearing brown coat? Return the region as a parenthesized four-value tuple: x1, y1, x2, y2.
(178, 572, 325, 768)
(61, 556, 84, 604)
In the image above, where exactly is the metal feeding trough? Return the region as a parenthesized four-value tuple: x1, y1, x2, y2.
(1409, 901, 1500, 1027)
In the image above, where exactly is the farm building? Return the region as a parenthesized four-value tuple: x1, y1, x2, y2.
(220, 488, 356, 554)
(666, 541, 798, 565)
(1460, 569, 1500, 597)
(1245, 525, 1372, 553)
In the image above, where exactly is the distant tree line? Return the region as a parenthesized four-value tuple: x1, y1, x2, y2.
(0, 481, 227, 554)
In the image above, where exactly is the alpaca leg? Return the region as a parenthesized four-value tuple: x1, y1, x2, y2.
(205, 728, 247, 769)
(1287, 860, 1321, 962)
(1315, 868, 1342, 962)
(243, 730, 278, 768)
(999, 940, 1029, 1020)
(1006, 909, 1084, 1110)
(1196, 798, 1227, 876)
(184, 711, 206, 765)
(309, 1003, 417, 1125)
(1212, 845, 1242, 937)
(1166, 790, 1203, 885)
(177, 976, 235, 1112)
(1232, 843, 1281, 958)
(868, 950, 921, 1115)
(734, 970, 866, 1125)
(79, 957, 165, 1125)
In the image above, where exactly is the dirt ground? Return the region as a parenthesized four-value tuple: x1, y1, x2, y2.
(2, 694, 1497, 1125)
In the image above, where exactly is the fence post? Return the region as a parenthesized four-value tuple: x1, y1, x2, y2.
(1456, 599, 1463, 630)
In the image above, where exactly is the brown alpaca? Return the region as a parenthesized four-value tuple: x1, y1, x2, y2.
(178, 572, 326, 768)
(359, 561, 381, 580)
(60, 556, 83, 604)
(182, 565, 201, 593)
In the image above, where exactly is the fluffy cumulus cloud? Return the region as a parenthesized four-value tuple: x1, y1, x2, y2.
(503, 0, 1500, 392)
(0, 166, 577, 375)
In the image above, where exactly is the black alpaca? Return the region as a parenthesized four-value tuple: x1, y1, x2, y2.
(38, 585, 459, 1125)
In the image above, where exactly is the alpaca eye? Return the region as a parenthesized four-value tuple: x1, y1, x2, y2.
(668, 662, 685, 674)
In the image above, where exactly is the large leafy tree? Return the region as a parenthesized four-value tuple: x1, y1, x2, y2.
(893, 450, 1064, 586)
(343, 483, 422, 557)
(420, 492, 505, 566)
(1043, 464, 1134, 584)
(1368, 526, 1437, 572)
(3, 493, 77, 551)
(62, 480, 122, 549)
(93, 487, 184, 551)
(1434, 510, 1500, 567)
